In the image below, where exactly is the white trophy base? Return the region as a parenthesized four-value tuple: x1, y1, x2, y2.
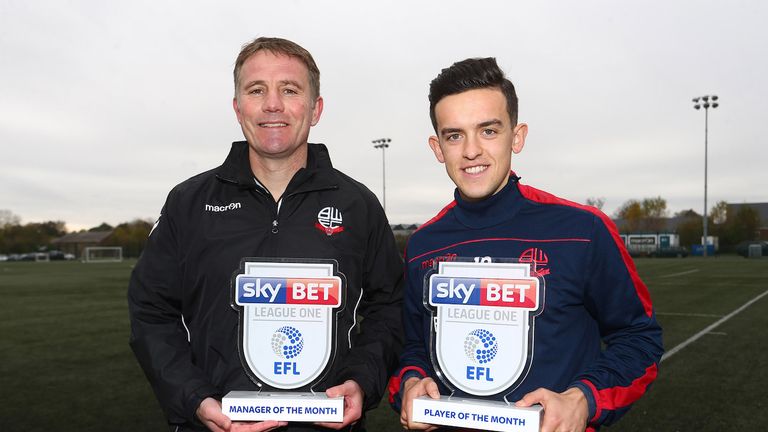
(412, 395, 542, 432)
(222, 391, 344, 422)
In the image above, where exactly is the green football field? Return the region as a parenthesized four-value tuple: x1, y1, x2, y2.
(1, 256, 766, 431)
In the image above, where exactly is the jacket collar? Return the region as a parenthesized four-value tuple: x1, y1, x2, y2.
(452, 173, 524, 229)
(216, 141, 337, 194)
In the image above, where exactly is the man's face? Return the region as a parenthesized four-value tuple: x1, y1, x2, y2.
(233, 51, 323, 161)
(429, 88, 527, 202)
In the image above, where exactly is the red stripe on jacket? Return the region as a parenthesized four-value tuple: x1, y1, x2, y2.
(517, 181, 654, 317)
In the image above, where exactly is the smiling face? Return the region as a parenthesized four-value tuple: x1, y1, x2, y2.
(429, 87, 527, 202)
(233, 51, 323, 165)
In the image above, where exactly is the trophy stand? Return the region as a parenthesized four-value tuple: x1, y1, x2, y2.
(223, 259, 346, 423)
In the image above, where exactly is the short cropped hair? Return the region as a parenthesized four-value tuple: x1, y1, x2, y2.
(428, 57, 518, 132)
(233, 37, 320, 100)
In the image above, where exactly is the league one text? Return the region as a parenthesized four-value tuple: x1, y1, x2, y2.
(222, 260, 345, 422)
(412, 260, 544, 432)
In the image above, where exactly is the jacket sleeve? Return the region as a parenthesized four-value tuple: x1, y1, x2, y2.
(334, 200, 405, 411)
(127, 191, 219, 427)
(570, 215, 664, 428)
(387, 241, 434, 413)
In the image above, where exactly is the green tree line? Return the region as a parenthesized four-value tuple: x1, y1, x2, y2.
(0, 210, 152, 258)
(613, 198, 761, 252)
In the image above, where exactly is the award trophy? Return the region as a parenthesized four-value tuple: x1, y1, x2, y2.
(222, 258, 345, 422)
(411, 259, 545, 432)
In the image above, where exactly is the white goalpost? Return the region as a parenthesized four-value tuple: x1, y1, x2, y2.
(83, 246, 123, 263)
(34, 252, 50, 262)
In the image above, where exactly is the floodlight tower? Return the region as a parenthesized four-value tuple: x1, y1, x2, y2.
(692, 95, 719, 257)
(372, 138, 391, 212)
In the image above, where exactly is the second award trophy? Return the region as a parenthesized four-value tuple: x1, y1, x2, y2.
(411, 259, 545, 432)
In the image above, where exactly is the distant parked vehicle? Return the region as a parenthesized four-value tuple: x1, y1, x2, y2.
(0, 254, 7, 262)
(621, 233, 689, 258)
(735, 241, 768, 258)
(48, 250, 67, 260)
(649, 246, 689, 258)
(20, 253, 36, 261)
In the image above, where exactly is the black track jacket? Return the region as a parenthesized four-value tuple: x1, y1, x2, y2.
(128, 142, 404, 431)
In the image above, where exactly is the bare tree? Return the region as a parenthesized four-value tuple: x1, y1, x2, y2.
(585, 197, 605, 210)
(0, 209, 21, 227)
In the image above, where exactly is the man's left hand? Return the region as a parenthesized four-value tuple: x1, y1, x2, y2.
(515, 387, 588, 432)
(315, 380, 364, 430)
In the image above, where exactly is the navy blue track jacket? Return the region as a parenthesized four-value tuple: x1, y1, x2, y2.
(389, 175, 663, 430)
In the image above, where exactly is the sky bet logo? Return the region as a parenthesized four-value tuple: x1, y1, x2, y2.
(236, 276, 342, 307)
(430, 276, 539, 310)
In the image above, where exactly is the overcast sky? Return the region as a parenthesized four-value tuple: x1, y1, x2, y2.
(1, 0, 766, 231)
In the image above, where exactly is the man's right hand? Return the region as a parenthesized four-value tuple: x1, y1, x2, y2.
(399, 377, 440, 431)
(196, 397, 287, 432)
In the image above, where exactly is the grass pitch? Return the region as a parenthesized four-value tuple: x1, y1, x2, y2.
(1, 256, 766, 431)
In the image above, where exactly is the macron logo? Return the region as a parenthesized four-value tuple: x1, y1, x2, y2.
(205, 202, 242, 212)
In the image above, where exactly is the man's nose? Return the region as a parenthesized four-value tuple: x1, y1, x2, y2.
(262, 90, 284, 112)
(463, 136, 482, 159)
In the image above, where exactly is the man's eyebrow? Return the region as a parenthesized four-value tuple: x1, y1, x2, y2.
(279, 79, 303, 88)
(242, 79, 304, 89)
(478, 119, 503, 128)
(439, 127, 463, 136)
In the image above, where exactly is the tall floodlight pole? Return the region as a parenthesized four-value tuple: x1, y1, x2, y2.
(372, 138, 391, 212)
(692, 95, 719, 257)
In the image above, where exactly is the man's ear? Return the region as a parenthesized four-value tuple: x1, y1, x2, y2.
(428, 135, 445, 163)
(232, 97, 243, 125)
(310, 96, 324, 126)
(512, 123, 528, 154)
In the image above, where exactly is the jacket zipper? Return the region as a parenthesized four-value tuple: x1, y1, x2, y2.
(271, 197, 283, 234)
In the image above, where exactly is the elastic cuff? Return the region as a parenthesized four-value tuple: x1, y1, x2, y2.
(387, 366, 427, 405)
(186, 386, 222, 426)
(569, 380, 599, 423)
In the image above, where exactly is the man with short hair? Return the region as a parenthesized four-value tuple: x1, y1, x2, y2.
(390, 57, 663, 432)
(129, 37, 403, 432)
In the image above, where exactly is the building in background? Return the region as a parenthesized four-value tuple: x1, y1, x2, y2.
(52, 231, 113, 258)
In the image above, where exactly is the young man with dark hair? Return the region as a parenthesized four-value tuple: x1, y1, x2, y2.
(128, 37, 403, 432)
(390, 57, 663, 432)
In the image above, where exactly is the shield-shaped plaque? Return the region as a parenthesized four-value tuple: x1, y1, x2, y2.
(232, 258, 345, 390)
(426, 260, 544, 397)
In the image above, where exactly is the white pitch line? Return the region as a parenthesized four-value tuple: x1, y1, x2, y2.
(661, 288, 768, 362)
(659, 269, 700, 278)
(655, 312, 723, 318)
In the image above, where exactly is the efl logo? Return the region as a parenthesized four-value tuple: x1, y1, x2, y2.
(464, 329, 498, 383)
(236, 277, 342, 307)
(315, 206, 344, 236)
(271, 326, 304, 376)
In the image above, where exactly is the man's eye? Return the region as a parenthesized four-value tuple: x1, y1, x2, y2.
(283, 88, 298, 95)
(446, 133, 461, 141)
(481, 129, 497, 136)
(248, 88, 264, 95)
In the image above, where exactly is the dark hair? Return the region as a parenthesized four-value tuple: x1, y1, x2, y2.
(234, 37, 320, 100)
(428, 57, 518, 132)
